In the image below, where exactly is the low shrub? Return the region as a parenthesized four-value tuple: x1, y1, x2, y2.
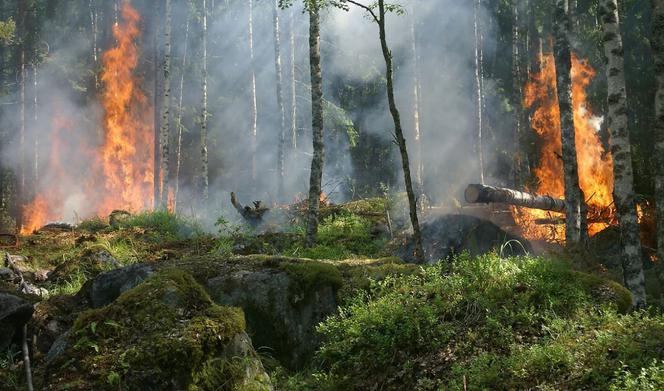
(307, 253, 661, 390)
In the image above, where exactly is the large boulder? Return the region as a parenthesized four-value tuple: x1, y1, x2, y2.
(0, 292, 34, 351)
(84, 263, 154, 308)
(392, 214, 531, 263)
(206, 258, 341, 369)
(44, 269, 272, 390)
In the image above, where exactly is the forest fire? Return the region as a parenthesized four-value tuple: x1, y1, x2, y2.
(96, 0, 153, 215)
(512, 53, 615, 242)
(20, 1, 152, 233)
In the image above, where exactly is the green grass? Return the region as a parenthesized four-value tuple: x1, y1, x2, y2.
(118, 210, 203, 241)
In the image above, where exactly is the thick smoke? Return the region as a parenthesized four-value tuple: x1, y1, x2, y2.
(0, 0, 508, 228)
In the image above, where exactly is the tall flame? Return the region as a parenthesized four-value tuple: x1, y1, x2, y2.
(20, 0, 153, 234)
(96, 0, 153, 215)
(513, 52, 615, 241)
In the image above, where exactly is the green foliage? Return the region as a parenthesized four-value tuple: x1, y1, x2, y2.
(0, 18, 15, 43)
(308, 254, 656, 390)
(117, 210, 203, 240)
(286, 211, 385, 259)
(610, 360, 664, 391)
(77, 216, 110, 233)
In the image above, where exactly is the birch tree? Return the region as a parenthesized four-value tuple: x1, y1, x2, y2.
(159, 0, 172, 208)
(200, 0, 209, 202)
(651, 0, 664, 303)
(273, 0, 287, 201)
(249, 0, 258, 186)
(289, 7, 297, 150)
(174, 14, 190, 212)
(553, 0, 586, 245)
(473, 0, 485, 185)
(409, 2, 424, 205)
(598, 0, 646, 308)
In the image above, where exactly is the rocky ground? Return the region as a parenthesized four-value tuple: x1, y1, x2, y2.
(0, 199, 662, 390)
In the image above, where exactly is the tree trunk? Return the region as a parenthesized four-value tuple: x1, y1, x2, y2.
(653, 0, 664, 306)
(174, 14, 190, 213)
(200, 0, 209, 202)
(153, 3, 162, 209)
(473, 0, 485, 185)
(598, 0, 646, 308)
(32, 65, 38, 191)
(89, 0, 99, 91)
(273, 0, 287, 202)
(16, 0, 26, 232)
(511, 0, 524, 187)
(410, 2, 424, 205)
(376, 0, 424, 263)
(553, 0, 587, 245)
(159, 0, 172, 208)
(305, 2, 324, 248)
(249, 0, 258, 188)
(289, 7, 297, 150)
(465, 184, 567, 212)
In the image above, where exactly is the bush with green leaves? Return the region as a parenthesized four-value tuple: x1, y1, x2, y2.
(117, 210, 202, 240)
(310, 253, 662, 390)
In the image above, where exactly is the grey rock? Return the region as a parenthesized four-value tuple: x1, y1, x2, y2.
(394, 214, 532, 263)
(207, 268, 337, 369)
(0, 292, 34, 351)
(45, 330, 70, 364)
(88, 263, 154, 308)
(0, 267, 17, 282)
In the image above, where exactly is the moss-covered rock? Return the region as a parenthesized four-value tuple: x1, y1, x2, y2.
(43, 269, 272, 391)
(205, 258, 340, 370)
(46, 249, 120, 284)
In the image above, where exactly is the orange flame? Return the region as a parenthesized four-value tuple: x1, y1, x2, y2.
(20, 115, 75, 234)
(96, 0, 153, 216)
(20, 1, 153, 234)
(513, 52, 615, 242)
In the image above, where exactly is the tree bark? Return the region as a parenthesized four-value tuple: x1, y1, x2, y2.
(273, 0, 287, 202)
(16, 0, 26, 232)
(174, 14, 190, 213)
(409, 2, 424, 205)
(511, 0, 524, 187)
(249, 0, 258, 188)
(289, 7, 297, 150)
(32, 65, 38, 193)
(200, 0, 209, 202)
(598, 0, 646, 308)
(465, 184, 566, 212)
(553, 0, 587, 245)
(305, 2, 324, 248)
(153, 2, 162, 209)
(653, 0, 664, 306)
(473, 0, 485, 185)
(159, 0, 172, 208)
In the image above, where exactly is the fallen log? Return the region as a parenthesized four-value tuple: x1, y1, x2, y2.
(464, 184, 566, 213)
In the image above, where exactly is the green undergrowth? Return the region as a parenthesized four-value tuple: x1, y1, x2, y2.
(43, 269, 264, 390)
(114, 210, 204, 241)
(274, 253, 664, 390)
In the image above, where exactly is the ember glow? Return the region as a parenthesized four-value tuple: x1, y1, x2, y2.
(512, 52, 615, 242)
(20, 0, 153, 233)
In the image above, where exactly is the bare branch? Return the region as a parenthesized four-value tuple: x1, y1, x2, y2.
(344, 0, 379, 23)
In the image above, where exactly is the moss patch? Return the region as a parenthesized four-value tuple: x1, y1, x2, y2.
(44, 269, 256, 390)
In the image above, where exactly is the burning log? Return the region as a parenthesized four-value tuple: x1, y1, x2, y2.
(464, 184, 566, 213)
(230, 192, 269, 226)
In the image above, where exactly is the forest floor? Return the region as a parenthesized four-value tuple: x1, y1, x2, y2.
(0, 198, 663, 390)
